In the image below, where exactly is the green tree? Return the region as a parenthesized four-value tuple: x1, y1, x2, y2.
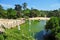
(22, 8, 30, 17)
(0, 5, 3, 12)
(45, 17, 59, 30)
(7, 8, 16, 19)
(0, 5, 5, 18)
(29, 8, 40, 17)
(23, 2, 27, 10)
(45, 17, 59, 40)
(15, 4, 22, 18)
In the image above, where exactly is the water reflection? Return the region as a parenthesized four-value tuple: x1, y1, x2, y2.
(35, 30, 51, 40)
(34, 20, 51, 40)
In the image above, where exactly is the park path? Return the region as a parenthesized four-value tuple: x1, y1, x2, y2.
(20, 17, 50, 20)
(29, 17, 50, 20)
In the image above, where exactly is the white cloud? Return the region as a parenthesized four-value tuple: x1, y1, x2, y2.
(0, 3, 14, 9)
(50, 3, 60, 8)
(48, 3, 60, 10)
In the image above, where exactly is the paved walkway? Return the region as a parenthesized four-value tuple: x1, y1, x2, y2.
(29, 17, 50, 20)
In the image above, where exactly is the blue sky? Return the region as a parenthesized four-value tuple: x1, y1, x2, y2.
(0, 0, 60, 10)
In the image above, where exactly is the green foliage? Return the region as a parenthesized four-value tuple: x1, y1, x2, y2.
(56, 33, 60, 40)
(23, 2, 27, 10)
(22, 8, 30, 17)
(0, 5, 4, 13)
(15, 4, 22, 11)
(0, 5, 6, 18)
(7, 8, 17, 19)
(0, 34, 4, 40)
(29, 9, 40, 17)
(45, 17, 59, 30)
(45, 17, 60, 40)
(0, 3, 60, 19)
(15, 4, 22, 18)
(0, 20, 39, 40)
(47, 10, 60, 17)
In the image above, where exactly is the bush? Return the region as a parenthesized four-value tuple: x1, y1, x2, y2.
(0, 34, 4, 40)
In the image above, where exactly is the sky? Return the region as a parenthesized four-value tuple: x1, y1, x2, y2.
(0, 0, 60, 10)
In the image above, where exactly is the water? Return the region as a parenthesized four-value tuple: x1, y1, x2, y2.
(32, 20, 51, 40)
(28, 20, 46, 39)
(31, 20, 46, 33)
(24, 20, 51, 40)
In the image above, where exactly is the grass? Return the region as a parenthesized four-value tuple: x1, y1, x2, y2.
(3, 20, 39, 40)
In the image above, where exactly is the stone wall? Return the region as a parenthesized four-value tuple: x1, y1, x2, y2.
(0, 19, 25, 29)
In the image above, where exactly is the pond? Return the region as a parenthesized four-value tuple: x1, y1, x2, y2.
(28, 20, 51, 40)
(27, 20, 46, 38)
(30, 20, 46, 33)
